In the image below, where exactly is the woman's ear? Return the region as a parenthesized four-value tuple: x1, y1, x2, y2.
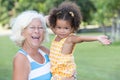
(45, 15, 50, 27)
(21, 29, 25, 37)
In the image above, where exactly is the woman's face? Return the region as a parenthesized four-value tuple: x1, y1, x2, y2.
(22, 18, 45, 48)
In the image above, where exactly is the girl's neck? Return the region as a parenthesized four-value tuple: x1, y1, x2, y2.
(55, 35, 67, 42)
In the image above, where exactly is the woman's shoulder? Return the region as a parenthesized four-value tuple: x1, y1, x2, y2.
(13, 52, 29, 67)
(13, 52, 27, 62)
(13, 52, 30, 76)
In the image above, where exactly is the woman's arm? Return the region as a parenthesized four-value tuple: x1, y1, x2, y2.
(13, 53, 30, 80)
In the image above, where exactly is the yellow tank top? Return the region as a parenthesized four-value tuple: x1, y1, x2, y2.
(50, 36, 76, 79)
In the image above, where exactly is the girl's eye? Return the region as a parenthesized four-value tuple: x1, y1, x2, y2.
(56, 26, 61, 29)
(65, 27, 71, 30)
(65, 27, 69, 29)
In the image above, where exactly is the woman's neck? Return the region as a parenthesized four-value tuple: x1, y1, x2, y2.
(22, 44, 39, 55)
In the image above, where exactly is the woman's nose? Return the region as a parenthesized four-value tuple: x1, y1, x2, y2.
(34, 27, 40, 33)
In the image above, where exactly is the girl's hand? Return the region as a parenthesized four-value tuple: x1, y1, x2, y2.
(97, 35, 111, 45)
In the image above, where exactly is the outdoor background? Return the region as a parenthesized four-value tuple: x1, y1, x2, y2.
(0, 0, 120, 80)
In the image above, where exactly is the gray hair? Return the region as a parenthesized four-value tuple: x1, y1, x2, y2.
(10, 10, 48, 47)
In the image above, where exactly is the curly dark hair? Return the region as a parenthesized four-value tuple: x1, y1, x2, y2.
(49, 1, 82, 32)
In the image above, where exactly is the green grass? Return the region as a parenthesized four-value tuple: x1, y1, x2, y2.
(75, 42, 120, 80)
(0, 33, 120, 80)
(0, 36, 19, 80)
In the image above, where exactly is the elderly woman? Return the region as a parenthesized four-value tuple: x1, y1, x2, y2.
(10, 10, 52, 80)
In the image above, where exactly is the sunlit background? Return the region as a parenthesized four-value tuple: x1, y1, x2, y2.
(0, 0, 120, 80)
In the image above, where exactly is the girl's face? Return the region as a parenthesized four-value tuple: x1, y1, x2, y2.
(22, 18, 45, 48)
(53, 19, 74, 40)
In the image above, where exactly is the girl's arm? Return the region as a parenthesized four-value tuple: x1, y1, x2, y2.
(71, 35, 110, 45)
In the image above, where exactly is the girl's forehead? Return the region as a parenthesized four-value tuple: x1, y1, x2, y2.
(56, 20, 71, 27)
(56, 19, 71, 24)
(56, 19, 72, 28)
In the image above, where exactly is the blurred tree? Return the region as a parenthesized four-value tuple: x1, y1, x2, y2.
(44, 0, 64, 14)
(45, 0, 96, 23)
(0, 0, 96, 28)
(76, 0, 96, 24)
(0, 0, 15, 28)
(1, 0, 119, 30)
(15, 0, 46, 15)
(92, 0, 120, 25)
(91, 0, 120, 35)
(0, 0, 46, 28)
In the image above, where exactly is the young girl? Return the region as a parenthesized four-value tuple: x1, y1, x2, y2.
(47, 1, 110, 80)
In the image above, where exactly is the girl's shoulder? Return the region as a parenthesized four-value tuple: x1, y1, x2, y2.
(66, 34, 76, 42)
(67, 33, 82, 44)
(68, 33, 77, 38)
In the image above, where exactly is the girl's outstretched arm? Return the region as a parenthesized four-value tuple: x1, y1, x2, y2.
(97, 35, 111, 45)
(71, 35, 111, 45)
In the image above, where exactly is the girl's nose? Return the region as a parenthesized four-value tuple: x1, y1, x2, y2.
(60, 28, 65, 33)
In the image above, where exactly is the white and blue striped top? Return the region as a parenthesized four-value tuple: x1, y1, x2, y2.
(19, 49, 52, 80)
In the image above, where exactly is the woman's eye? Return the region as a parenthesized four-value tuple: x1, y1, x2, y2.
(38, 27, 43, 29)
(29, 27, 35, 29)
